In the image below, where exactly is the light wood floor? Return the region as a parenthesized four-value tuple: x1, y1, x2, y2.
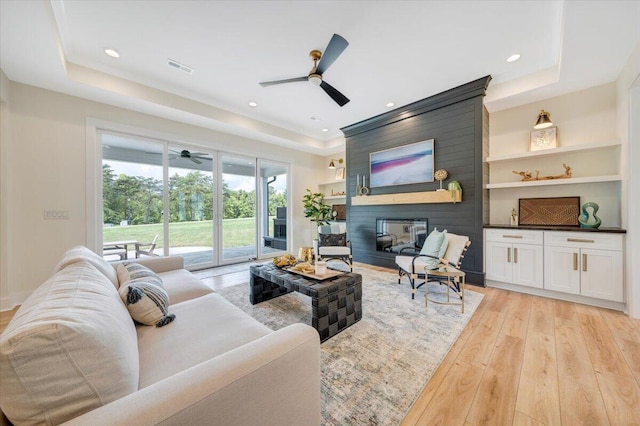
(2, 263, 639, 425)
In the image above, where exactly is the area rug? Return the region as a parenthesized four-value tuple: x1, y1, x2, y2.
(217, 265, 483, 425)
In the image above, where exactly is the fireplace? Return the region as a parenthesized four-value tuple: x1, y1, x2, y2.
(376, 218, 428, 254)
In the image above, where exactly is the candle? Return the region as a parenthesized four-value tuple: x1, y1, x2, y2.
(363, 175, 366, 187)
(357, 174, 360, 186)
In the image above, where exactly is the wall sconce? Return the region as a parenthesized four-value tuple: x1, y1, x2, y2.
(328, 158, 344, 169)
(533, 109, 553, 129)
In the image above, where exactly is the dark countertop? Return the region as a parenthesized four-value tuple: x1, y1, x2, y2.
(484, 224, 627, 234)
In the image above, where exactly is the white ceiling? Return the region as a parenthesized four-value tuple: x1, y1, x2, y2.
(1, 1, 638, 155)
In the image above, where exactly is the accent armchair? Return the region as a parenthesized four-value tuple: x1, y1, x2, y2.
(315, 223, 352, 271)
(395, 231, 470, 299)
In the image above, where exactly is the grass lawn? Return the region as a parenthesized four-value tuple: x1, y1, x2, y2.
(103, 218, 267, 248)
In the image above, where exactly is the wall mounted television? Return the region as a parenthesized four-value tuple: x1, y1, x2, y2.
(369, 139, 434, 188)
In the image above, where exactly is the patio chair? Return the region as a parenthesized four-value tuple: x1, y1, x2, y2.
(315, 223, 352, 271)
(135, 234, 159, 258)
(396, 230, 470, 299)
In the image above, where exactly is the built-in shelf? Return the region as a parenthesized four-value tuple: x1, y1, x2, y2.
(324, 195, 346, 200)
(351, 190, 461, 205)
(319, 179, 345, 186)
(485, 174, 621, 189)
(486, 140, 620, 163)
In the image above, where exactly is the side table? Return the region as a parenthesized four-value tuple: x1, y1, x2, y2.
(424, 264, 466, 313)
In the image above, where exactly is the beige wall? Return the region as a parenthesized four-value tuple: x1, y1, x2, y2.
(0, 81, 326, 310)
(0, 71, 10, 306)
(489, 83, 620, 226)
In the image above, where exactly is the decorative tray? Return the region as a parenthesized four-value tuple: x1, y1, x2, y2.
(283, 267, 345, 281)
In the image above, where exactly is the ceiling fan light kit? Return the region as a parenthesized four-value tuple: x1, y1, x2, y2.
(259, 34, 350, 107)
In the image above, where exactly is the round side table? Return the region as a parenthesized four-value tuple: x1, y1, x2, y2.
(424, 264, 466, 313)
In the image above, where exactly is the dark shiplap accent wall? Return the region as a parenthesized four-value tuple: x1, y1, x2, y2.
(341, 76, 491, 285)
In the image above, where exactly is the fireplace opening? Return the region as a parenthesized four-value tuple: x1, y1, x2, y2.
(376, 218, 428, 254)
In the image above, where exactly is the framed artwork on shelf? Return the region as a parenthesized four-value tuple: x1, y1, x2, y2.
(335, 167, 345, 180)
(529, 127, 557, 151)
(369, 139, 434, 187)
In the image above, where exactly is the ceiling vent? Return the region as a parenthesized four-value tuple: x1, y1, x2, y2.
(167, 58, 194, 74)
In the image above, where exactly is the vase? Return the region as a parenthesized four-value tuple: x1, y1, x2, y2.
(578, 202, 601, 229)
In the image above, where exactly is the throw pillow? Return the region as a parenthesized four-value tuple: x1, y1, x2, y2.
(419, 228, 447, 270)
(319, 232, 347, 247)
(117, 262, 163, 288)
(119, 279, 175, 327)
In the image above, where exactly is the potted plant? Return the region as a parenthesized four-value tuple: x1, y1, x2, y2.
(303, 189, 332, 226)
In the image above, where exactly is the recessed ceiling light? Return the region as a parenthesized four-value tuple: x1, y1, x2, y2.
(507, 54, 521, 63)
(322, 128, 329, 132)
(248, 101, 258, 107)
(104, 48, 120, 58)
(386, 102, 395, 108)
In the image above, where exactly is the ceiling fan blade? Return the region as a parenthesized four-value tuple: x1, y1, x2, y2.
(168, 154, 179, 160)
(320, 81, 350, 107)
(316, 34, 348, 75)
(259, 76, 307, 87)
(190, 157, 202, 165)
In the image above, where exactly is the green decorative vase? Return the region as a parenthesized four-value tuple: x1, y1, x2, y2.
(578, 202, 601, 229)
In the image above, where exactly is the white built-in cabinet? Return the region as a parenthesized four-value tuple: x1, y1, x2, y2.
(485, 228, 625, 307)
(485, 229, 544, 288)
(544, 232, 623, 302)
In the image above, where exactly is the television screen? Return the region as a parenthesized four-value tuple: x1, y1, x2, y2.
(370, 139, 434, 188)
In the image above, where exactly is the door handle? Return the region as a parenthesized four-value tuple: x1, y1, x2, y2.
(583, 253, 587, 272)
(573, 253, 578, 271)
(514, 247, 518, 263)
(507, 247, 511, 263)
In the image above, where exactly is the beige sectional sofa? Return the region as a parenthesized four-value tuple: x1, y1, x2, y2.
(0, 247, 321, 425)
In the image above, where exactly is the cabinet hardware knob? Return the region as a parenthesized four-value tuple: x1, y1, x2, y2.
(507, 247, 511, 263)
(567, 238, 595, 243)
(514, 247, 518, 263)
(503, 235, 523, 239)
(583, 253, 587, 272)
(573, 253, 578, 271)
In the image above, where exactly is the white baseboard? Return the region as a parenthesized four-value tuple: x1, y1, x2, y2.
(486, 279, 627, 313)
(0, 291, 31, 312)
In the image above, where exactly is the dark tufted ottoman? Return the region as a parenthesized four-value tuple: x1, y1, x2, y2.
(249, 263, 362, 342)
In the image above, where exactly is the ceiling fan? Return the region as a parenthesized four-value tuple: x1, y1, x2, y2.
(259, 34, 350, 107)
(168, 149, 211, 164)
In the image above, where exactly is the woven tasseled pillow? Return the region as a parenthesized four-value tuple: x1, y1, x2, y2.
(118, 279, 175, 327)
(116, 262, 163, 288)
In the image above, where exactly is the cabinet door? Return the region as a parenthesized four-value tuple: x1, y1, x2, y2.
(580, 249, 624, 302)
(512, 244, 544, 288)
(485, 242, 512, 282)
(544, 246, 580, 295)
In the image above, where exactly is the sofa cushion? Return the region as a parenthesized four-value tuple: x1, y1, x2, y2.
(117, 262, 163, 288)
(159, 268, 214, 304)
(136, 293, 271, 388)
(0, 261, 139, 425)
(119, 279, 176, 327)
(53, 245, 119, 289)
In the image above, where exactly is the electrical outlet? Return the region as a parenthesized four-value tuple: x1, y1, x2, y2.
(44, 210, 69, 220)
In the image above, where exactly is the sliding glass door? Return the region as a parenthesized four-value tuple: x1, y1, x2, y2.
(220, 154, 257, 263)
(168, 146, 215, 268)
(100, 131, 288, 268)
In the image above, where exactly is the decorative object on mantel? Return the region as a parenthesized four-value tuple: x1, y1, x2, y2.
(578, 202, 602, 229)
(355, 174, 370, 196)
(510, 208, 518, 226)
(530, 126, 557, 151)
(434, 169, 448, 191)
(519, 197, 580, 226)
(533, 109, 553, 129)
(447, 181, 462, 203)
(513, 163, 572, 181)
